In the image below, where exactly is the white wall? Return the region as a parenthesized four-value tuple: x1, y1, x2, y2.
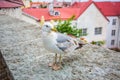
(106, 16, 120, 49)
(77, 3, 108, 43)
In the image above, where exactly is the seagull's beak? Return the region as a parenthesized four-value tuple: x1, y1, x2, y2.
(51, 27, 57, 32)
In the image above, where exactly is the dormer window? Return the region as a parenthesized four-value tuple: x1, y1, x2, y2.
(54, 11, 60, 16)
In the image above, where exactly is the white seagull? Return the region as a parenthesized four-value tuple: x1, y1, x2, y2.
(41, 22, 84, 70)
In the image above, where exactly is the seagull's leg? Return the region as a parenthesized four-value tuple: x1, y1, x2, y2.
(54, 53, 57, 64)
(48, 53, 57, 67)
(59, 54, 62, 66)
(52, 53, 61, 70)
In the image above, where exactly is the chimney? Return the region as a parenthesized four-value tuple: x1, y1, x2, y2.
(89, 0, 92, 2)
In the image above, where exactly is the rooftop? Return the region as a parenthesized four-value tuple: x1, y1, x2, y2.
(22, 1, 120, 21)
(0, 0, 24, 8)
(71, 1, 120, 16)
(23, 8, 80, 21)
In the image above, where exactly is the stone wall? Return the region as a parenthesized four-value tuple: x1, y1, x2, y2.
(0, 51, 14, 80)
(0, 15, 120, 80)
(0, 8, 22, 19)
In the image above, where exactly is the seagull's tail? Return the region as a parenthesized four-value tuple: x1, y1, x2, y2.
(75, 38, 87, 50)
(75, 43, 85, 50)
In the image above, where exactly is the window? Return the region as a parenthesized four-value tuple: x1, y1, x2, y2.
(54, 11, 60, 16)
(112, 19, 116, 25)
(111, 40, 115, 45)
(82, 28, 87, 36)
(55, 12, 59, 15)
(111, 30, 116, 36)
(95, 27, 102, 35)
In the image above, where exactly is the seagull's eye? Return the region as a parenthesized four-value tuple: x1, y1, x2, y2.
(46, 25, 49, 27)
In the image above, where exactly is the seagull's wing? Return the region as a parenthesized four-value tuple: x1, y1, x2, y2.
(55, 33, 79, 52)
(56, 33, 71, 43)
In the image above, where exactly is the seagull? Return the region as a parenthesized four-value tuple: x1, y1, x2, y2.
(41, 22, 84, 70)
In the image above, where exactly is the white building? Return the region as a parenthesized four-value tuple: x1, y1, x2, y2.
(66, 1, 120, 50)
(106, 16, 120, 49)
(76, 3, 108, 43)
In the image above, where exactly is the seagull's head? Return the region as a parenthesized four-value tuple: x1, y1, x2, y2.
(41, 22, 57, 33)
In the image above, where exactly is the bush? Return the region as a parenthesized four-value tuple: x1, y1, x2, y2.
(55, 15, 84, 38)
(91, 41, 105, 46)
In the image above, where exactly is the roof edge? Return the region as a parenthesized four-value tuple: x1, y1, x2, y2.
(7, 0, 24, 6)
(22, 11, 39, 21)
(93, 2, 109, 21)
(76, 1, 93, 19)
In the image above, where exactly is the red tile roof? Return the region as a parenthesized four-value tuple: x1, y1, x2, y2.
(0, 0, 24, 8)
(71, 1, 120, 16)
(22, 1, 92, 21)
(72, 1, 92, 19)
(95, 2, 120, 16)
(22, 1, 120, 21)
(22, 8, 81, 21)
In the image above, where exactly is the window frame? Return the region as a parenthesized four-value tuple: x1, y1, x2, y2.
(111, 30, 116, 36)
(111, 40, 115, 45)
(82, 28, 87, 36)
(95, 27, 102, 35)
(112, 19, 116, 25)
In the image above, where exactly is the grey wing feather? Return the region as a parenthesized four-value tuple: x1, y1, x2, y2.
(56, 33, 73, 52)
(56, 33, 71, 43)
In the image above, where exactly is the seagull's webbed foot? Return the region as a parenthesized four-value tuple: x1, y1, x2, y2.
(52, 62, 61, 70)
(52, 54, 63, 70)
(48, 63, 53, 67)
(48, 54, 63, 70)
(48, 62, 62, 70)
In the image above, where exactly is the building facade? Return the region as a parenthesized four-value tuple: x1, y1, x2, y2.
(76, 3, 108, 43)
(106, 16, 120, 49)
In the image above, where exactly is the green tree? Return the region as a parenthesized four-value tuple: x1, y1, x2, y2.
(56, 15, 85, 38)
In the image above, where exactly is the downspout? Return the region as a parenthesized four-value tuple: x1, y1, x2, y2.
(116, 16, 120, 49)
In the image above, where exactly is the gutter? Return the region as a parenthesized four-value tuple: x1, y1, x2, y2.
(7, 0, 24, 6)
(116, 16, 120, 48)
(22, 12, 39, 21)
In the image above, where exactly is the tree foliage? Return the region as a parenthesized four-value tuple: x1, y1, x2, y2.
(56, 15, 84, 38)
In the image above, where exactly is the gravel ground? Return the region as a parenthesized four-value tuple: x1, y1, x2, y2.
(0, 15, 120, 80)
